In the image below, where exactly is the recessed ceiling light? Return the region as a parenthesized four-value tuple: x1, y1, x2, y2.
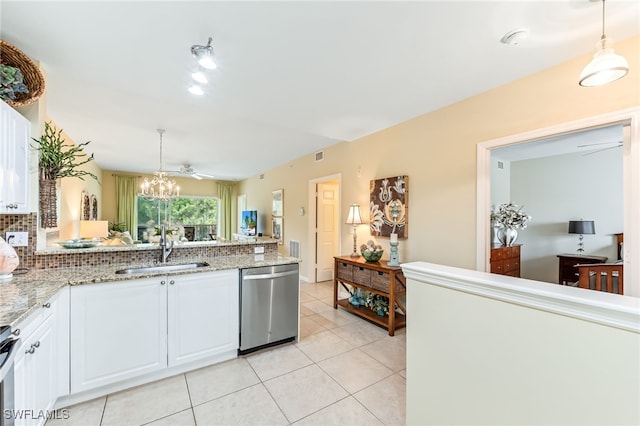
(188, 85, 204, 95)
(500, 28, 529, 46)
(191, 71, 208, 84)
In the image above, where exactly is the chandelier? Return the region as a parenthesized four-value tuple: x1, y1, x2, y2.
(141, 129, 180, 201)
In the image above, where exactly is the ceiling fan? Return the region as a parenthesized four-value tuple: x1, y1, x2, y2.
(167, 164, 215, 180)
(577, 141, 623, 155)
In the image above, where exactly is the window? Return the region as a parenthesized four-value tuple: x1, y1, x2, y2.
(136, 196, 218, 242)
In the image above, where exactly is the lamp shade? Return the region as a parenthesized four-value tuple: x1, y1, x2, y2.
(579, 43, 629, 87)
(80, 220, 109, 239)
(345, 204, 364, 225)
(568, 220, 595, 235)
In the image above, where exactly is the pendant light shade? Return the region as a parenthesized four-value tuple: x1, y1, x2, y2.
(579, 0, 629, 87)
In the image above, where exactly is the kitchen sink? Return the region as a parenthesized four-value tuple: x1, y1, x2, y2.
(115, 262, 210, 275)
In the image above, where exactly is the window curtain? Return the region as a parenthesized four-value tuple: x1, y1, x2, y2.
(115, 175, 138, 239)
(217, 182, 235, 240)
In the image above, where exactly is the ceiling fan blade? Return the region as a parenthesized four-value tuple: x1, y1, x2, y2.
(582, 145, 620, 156)
(577, 141, 623, 148)
(192, 173, 204, 180)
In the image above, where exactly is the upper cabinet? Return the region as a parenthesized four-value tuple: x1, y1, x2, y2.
(0, 100, 30, 214)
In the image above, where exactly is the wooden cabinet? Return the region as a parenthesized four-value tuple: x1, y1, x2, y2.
(333, 256, 406, 336)
(13, 289, 67, 426)
(557, 254, 608, 285)
(70, 270, 239, 393)
(490, 245, 521, 277)
(0, 100, 30, 213)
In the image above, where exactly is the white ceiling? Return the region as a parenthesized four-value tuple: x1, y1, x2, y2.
(1, 1, 638, 180)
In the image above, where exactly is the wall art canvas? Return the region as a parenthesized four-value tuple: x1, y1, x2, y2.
(81, 191, 91, 220)
(272, 189, 283, 217)
(272, 216, 283, 245)
(369, 175, 408, 238)
(90, 194, 98, 220)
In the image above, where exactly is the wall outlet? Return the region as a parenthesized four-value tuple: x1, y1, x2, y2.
(254, 246, 265, 254)
(6, 232, 28, 247)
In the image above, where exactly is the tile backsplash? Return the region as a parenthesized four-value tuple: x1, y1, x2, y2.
(1, 213, 278, 271)
(0, 213, 37, 270)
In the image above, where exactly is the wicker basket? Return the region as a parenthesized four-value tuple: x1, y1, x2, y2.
(0, 40, 45, 107)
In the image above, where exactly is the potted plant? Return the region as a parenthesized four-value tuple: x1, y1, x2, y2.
(0, 64, 29, 101)
(31, 121, 98, 228)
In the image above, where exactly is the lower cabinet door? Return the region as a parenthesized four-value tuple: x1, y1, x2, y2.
(13, 315, 55, 426)
(70, 278, 168, 393)
(168, 270, 239, 366)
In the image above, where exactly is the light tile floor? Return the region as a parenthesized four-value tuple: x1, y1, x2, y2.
(48, 281, 406, 426)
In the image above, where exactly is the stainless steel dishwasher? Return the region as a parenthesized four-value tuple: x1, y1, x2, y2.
(239, 263, 299, 354)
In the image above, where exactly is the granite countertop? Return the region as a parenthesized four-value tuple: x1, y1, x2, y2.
(36, 238, 278, 255)
(0, 254, 299, 327)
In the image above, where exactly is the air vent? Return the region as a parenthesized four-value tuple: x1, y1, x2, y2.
(314, 151, 324, 162)
(498, 161, 504, 169)
(290, 240, 300, 258)
(259, 173, 265, 180)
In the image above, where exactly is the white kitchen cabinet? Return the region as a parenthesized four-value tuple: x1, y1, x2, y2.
(70, 270, 238, 394)
(0, 100, 30, 214)
(13, 289, 66, 426)
(168, 270, 239, 366)
(70, 277, 168, 394)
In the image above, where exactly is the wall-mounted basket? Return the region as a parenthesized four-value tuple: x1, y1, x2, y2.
(0, 40, 46, 107)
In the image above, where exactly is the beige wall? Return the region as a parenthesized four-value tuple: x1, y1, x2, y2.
(57, 127, 103, 240)
(238, 35, 639, 277)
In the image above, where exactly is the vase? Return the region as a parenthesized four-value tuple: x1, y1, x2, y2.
(0, 236, 20, 280)
(497, 227, 518, 246)
(39, 178, 58, 228)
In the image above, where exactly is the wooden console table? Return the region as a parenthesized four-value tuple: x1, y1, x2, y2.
(557, 253, 608, 285)
(333, 255, 406, 336)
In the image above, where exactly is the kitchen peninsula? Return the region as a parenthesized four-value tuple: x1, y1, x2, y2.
(1, 238, 300, 419)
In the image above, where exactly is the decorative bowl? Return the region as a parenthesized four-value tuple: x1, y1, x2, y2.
(361, 249, 383, 262)
(57, 239, 100, 249)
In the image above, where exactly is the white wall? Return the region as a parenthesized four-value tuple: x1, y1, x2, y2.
(509, 148, 622, 283)
(403, 262, 640, 426)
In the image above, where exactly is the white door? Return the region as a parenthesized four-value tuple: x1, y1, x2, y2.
(70, 278, 168, 393)
(316, 182, 339, 282)
(168, 270, 239, 366)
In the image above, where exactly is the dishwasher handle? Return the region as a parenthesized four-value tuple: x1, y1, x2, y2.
(0, 338, 20, 382)
(242, 270, 299, 281)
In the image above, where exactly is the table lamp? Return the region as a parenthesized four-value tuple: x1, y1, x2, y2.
(346, 204, 364, 257)
(568, 220, 595, 254)
(80, 220, 109, 240)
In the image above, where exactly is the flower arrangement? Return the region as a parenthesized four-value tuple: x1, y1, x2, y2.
(145, 220, 185, 243)
(491, 203, 531, 229)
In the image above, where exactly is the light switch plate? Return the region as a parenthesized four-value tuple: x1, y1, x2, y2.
(6, 232, 28, 247)
(254, 246, 265, 254)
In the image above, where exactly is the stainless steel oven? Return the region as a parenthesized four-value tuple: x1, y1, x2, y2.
(0, 326, 19, 426)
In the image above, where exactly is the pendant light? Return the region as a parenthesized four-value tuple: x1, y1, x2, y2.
(579, 0, 629, 87)
(141, 129, 180, 201)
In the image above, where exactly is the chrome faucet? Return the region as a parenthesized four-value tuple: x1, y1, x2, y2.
(159, 225, 174, 263)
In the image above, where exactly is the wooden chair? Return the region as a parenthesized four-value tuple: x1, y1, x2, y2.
(577, 263, 623, 294)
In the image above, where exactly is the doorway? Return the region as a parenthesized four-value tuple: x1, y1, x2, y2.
(308, 174, 342, 283)
(476, 108, 639, 296)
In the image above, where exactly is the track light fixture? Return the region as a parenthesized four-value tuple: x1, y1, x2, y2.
(191, 37, 216, 70)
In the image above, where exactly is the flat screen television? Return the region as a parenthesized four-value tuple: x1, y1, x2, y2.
(241, 210, 258, 236)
